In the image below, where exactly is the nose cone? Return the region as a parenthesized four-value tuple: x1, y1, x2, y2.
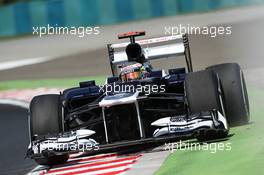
(151, 117, 170, 126)
(76, 129, 96, 138)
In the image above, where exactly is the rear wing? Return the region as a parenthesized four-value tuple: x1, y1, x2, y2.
(107, 33, 193, 76)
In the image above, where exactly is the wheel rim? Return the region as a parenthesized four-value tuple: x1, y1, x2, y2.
(240, 71, 250, 119)
(216, 74, 226, 118)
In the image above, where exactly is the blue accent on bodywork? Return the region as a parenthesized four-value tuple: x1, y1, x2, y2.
(165, 74, 185, 85)
(150, 70, 163, 78)
(63, 86, 102, 99)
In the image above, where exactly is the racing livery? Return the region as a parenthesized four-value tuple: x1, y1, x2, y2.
(27, 31, 250, 165)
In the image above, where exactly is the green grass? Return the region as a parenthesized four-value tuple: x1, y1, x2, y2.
(155, 87, 264, 175)
(0, 76, 106, 91)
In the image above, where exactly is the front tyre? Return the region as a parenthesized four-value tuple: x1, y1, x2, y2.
(185, 70, 228, 141)
(30, 94, 69, 165)
(207, 63, 250, 126)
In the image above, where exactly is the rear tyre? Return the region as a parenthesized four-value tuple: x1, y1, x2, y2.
(185, 70, 228, 141)
(207, 63, 250, 126)
(30, 94, 69, 165)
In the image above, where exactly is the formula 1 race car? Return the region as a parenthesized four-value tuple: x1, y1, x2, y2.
(27, 31, 250, 165)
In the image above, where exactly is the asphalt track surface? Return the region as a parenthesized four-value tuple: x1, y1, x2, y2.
(0, 105, 36, 175)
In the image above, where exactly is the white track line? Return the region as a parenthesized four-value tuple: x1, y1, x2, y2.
(45, 159, 136, 175)
(51, 154, 118, 171)
(0, 57, 53, 71)
(57, 166, 130, 175)
(0, 99, 29, 108)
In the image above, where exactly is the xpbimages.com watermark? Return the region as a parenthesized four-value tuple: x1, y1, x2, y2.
(99, 83, 166, 95)
(32, 24, 100, 37)
(164, 24, 232, 38)
(164, 140, 232, 153)
(35, 141, 100, 152)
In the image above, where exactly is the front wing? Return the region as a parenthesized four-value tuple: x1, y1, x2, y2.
(27, 109, 228, 158)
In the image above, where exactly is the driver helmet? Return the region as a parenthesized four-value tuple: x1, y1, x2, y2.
(120, 62, 150, 81)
